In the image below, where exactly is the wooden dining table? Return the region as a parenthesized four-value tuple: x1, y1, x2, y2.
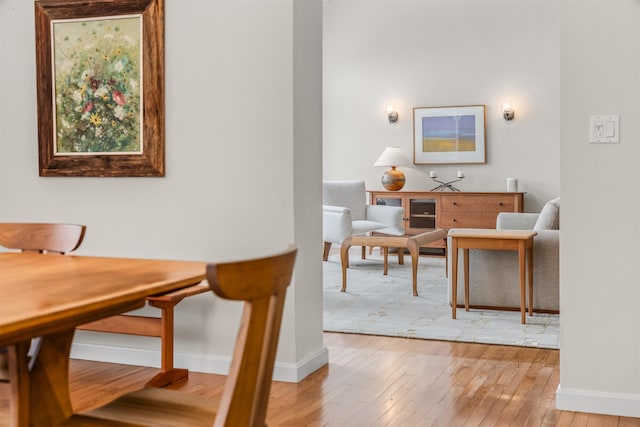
(0, 252, 207, 427)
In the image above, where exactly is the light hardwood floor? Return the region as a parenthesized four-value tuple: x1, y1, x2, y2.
(1, 333, 638, 426)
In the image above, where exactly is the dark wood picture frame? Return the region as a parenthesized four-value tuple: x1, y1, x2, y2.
(35, 0, 164, 177)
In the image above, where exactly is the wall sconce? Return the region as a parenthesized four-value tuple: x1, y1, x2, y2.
(502, 102, 515, 121)
(387, 106, 398, 124)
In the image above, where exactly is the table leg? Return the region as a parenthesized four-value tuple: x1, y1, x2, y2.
(407, 239, 420, 297)
(8, 341, 29, 426)
(451, 238, 458, 319)
(340, 238, 352, 292)
(528, 243, 534, 316)
(463, 248, 470, 312)
(383, 247, 389, 275)
(9, 329, 75, 426)
(519, 240, 526, 324)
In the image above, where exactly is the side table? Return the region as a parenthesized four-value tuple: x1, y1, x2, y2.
(449, 229, 537, 324)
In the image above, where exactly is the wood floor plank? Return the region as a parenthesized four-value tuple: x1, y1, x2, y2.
(1, 332, 639, 426)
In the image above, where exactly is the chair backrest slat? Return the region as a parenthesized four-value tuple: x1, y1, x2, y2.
(0, 223, 86, 254)
(208, 245, 297, 427)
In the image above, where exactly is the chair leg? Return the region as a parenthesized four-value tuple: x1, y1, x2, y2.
(322, 242, 331, 261)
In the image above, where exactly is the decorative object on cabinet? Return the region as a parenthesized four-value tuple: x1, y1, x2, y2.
(429, 170, 465, 191)
(413, 105, 486, 165)
(373, 147, 412, 191)
(35, 0, 165, 177)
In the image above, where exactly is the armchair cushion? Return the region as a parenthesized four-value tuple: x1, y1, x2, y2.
(534, 197, 560, 230)
(497, 212, 539, 230)
(322, 181, 405, 246)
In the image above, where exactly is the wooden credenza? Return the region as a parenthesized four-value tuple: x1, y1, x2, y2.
(369, 191, 524, 250)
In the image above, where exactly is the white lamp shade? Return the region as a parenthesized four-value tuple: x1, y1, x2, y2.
(373, 147, 411, 167)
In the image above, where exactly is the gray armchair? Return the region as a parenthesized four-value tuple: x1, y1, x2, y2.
(447, 200, 560, 313)
(322, 180, 404, 261)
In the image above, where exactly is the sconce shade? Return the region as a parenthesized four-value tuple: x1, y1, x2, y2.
(387, 106, 398, 123)
(502, 103, 515, 121)
(374, 147, 411, 191)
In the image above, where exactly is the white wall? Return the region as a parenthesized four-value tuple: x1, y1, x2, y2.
(557, 0, 640, 417)
(0, 0, 327, 382)
(323, 0, 560, 212)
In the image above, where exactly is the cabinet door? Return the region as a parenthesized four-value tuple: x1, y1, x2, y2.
(408, 198, 436, 231)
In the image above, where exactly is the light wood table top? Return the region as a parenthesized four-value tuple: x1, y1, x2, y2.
(0, 252, 207, 426)
(447, 229, 537, 239)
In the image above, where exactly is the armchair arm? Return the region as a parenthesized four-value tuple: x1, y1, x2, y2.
(496, 212, 539, 230)
(365, 204, 405, 235)
(322, 205, 353, 244)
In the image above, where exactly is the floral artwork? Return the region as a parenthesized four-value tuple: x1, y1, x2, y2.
(52, 16, 142, 154)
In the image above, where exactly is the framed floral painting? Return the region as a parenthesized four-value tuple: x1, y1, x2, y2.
(35, 0, 164, 177)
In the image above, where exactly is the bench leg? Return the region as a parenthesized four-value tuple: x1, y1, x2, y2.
(145, 301, 189, 388)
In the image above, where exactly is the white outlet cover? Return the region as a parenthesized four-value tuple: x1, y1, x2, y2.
(590, 115, 619, 143)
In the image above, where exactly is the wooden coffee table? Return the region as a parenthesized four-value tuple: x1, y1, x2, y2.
(340, 228, 447, 296)
(449, 229, 537, 324)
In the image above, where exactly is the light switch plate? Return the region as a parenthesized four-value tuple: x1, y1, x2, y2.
(590, 115, 619, 143)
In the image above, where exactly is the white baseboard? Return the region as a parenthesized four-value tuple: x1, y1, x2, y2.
(70, 342, 329, 383)
(556, 385, 640, 418)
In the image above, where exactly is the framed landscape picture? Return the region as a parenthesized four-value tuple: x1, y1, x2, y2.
(413, 105, 486, 165)
(35, 0, 165, 177)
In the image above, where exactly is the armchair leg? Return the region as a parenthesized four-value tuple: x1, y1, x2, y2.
(323, 242, 332, 261)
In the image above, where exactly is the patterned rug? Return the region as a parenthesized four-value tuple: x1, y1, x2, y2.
(323, 249, 559, 349)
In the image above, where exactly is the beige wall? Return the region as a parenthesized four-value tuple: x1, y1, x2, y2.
(558, 0, 640, 417)
(0, 0, 326, 382)
(323, 0, 561, 212)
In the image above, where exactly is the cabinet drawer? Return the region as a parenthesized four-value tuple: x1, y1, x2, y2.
(440, 195, 515, 213)
(439, 212, 499, 229)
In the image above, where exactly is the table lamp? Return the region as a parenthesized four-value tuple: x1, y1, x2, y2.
(373, 147, 411, 191)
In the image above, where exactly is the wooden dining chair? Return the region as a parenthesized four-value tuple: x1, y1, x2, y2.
(0, 222, 86, 255)
(0, 222, 87, 380)
(62, 245, 298, 427)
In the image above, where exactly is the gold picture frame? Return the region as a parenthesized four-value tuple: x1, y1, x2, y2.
(35, 0, 164, 177)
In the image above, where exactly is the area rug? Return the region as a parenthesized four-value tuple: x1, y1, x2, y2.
(323, 250, 559, 349)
